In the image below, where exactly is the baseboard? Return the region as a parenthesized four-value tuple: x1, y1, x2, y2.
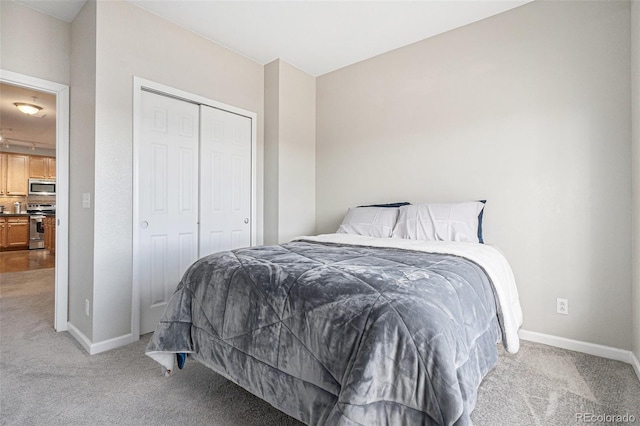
(67, 322, 135, 355)
(89, 333, 135, 355)
(66, 322, 92, 354)
(519, 329, 639, 382)
(631, 351, 640, 383)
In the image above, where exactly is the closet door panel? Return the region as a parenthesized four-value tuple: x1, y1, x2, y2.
(138, 91, 199, 334)
(199, 106, 252, 256)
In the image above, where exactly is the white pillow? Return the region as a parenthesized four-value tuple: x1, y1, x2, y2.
(392, 202, 485, 243)
(337, 207, 399, 238)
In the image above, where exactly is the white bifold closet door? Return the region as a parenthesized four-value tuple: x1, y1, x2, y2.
(138, 91, 253, 334)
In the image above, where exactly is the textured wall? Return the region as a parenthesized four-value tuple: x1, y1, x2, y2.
(0, 1, 71, 85)
(317, 1, 632, 350)
(68, 0, 97, 340)
(264, 60, 316, 244)
(89, 0, 265, 344)
(631, 0, 640, 365)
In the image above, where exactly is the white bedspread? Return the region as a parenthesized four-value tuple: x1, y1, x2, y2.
(297, 233, 523, 353)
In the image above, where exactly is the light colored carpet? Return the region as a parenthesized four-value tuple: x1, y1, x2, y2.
(1, 269, 639, 425)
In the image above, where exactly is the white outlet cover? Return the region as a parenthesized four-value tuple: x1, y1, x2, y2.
(556, 298, 568, 315)
(82, 193, 91, 209)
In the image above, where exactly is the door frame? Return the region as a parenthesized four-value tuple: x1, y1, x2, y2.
(0, 69, 70, 332)
(131, 76, 258, 339)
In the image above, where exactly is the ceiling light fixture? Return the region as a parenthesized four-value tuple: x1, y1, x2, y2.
(14, 102, 43, 115)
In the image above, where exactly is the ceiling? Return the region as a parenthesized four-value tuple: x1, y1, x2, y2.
(7, 0, 533, 149)
(14, 0, 533, 77)
(0, 83, 56, 151)
(12, 0, 86, 22)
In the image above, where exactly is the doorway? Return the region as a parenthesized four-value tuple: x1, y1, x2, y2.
(132, 78, 257, 337)
(0, 69, 70, 332)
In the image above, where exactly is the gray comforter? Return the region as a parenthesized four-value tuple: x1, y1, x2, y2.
(146, 240, 503, 425)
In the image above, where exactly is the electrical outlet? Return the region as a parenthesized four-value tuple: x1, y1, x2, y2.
(556, 298, 568, 315)
(82, 193, 91, 209)
(85, 299, 90, 317)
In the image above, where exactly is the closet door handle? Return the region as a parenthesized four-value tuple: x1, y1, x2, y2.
(243, 218, 249, 224)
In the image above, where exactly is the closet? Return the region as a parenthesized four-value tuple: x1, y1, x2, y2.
(136, 89, 253, 334)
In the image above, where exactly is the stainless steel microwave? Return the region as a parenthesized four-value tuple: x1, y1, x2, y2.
(28, 179, 56, 196)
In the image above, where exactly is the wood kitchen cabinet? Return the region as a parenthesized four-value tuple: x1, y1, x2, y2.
(0, 153, 30, 196)
(0, 154, 5, 196)
(0, 219, 5, 248)
(29, 155, 56, 179)
(0, 216, 29, 250)
(44, 216, 56, 253)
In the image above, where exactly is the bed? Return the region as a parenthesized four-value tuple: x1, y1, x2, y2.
(146, 203, 523, 425)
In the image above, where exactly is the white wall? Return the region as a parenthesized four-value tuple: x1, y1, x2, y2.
(317, 1, 632, 350)
(264, 59, 316, 244)
(87, 1, 265, 344)
(68, 0, 96, 340)
(632, 0, 640, 364)
(278, 61, 316, 241)
(0, 1, 71, 85)
(1, 1, 78, 333)
(264, 61, 280, 245)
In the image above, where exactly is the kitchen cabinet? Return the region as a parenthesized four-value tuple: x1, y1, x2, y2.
(0, 153, 30, 196)
(44, 216, 56, 253)
(0, 154, 5, 196)
(29, 155, 56, 179)
(0, 216, 29, 250)
(7, 217, 29, 248)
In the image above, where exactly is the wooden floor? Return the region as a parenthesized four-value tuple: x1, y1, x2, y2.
(0, 249, 55, 273)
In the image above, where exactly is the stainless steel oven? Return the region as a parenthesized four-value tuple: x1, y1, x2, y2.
(29, 215, 45, 249)
(27, 204, 55, 250)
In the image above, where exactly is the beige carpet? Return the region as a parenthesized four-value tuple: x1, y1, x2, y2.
(1, 269, 639, 425)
